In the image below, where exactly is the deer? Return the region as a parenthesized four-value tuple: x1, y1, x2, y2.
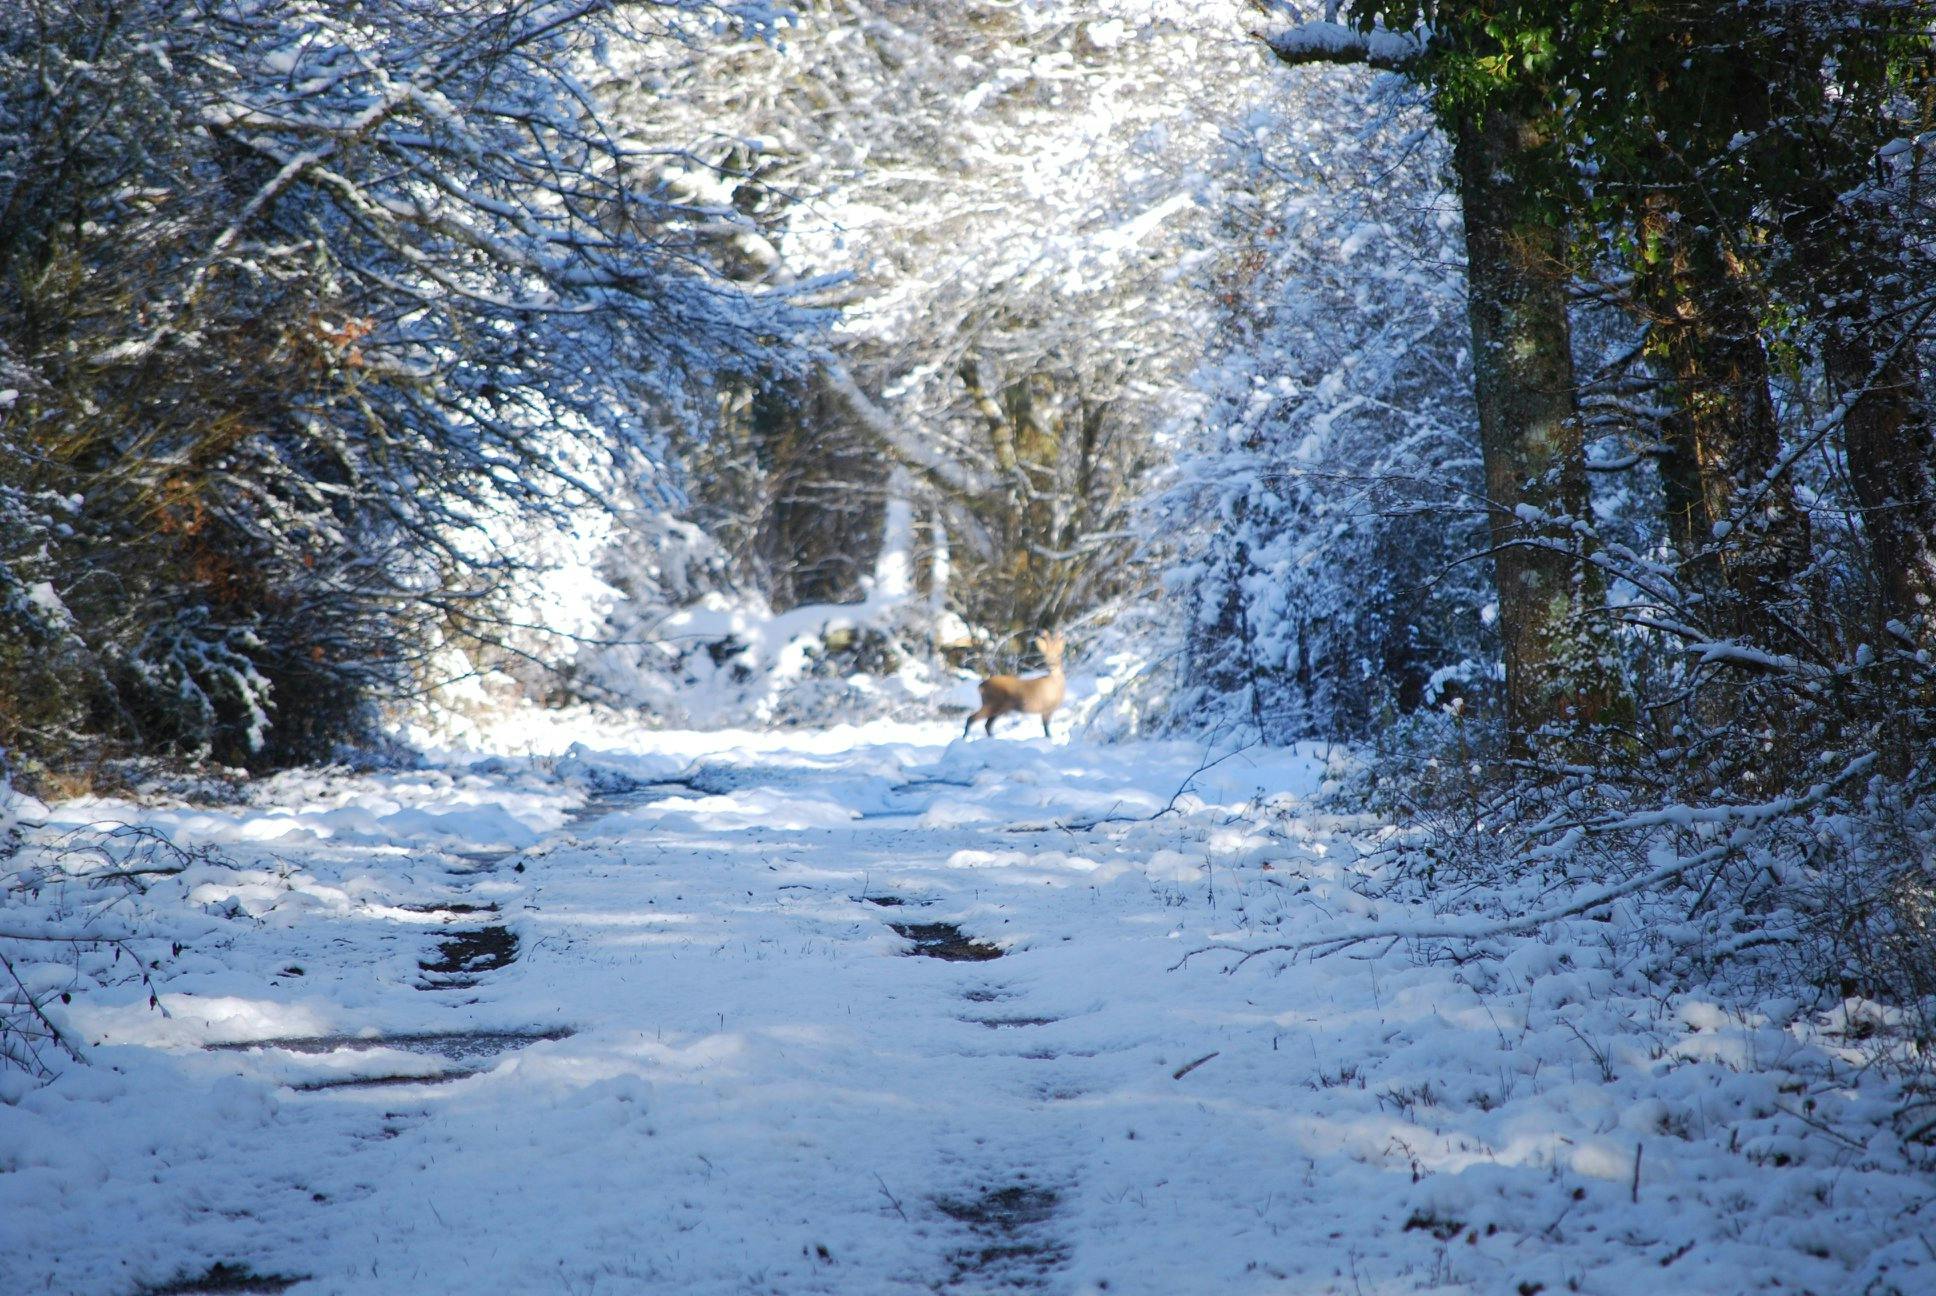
(963, 632, 1066, 739)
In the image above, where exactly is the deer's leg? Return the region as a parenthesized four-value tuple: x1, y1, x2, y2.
(984, 713, 997, 736)
(1041, 715, 1051, 739)
(963, 709, 985, 739)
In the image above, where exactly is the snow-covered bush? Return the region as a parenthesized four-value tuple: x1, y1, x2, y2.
(567, 502, 965, 727)
(0, 821, 196, 1084)
(0, 0, 810, 774)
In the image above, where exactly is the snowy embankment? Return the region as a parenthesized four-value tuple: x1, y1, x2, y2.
(2, 720, 1929, 1295)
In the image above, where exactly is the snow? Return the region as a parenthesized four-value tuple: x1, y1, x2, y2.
(4, 719, 1931, 1294)
(1263, 21, 1426, 72)
(23, 580, 70, 624)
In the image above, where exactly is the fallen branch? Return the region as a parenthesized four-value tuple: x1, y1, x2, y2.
(823, 363, 989, 496)
(1176, 754, 1877, 970)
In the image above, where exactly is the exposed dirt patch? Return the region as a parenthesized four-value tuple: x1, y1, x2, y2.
(1404, 1210, 1467, 1241)
(395, 900, 500, 916)
(890, 922, 1003, 962)
(419, 925, 518, 984)
(967, 1016, 1058, 1029)
(937, 1183, 1058, 1228)
(862, 894, 908, 907)
(138, 1262, 303, 1294)
(934, 1181, 1067, 1292)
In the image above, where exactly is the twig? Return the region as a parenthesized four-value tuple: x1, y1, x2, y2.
(874, 1172, 907, 1221)
(1172, 1051, 1220, 1080)
(1007, 739, 1263, 833)
(0, 949, 87, 1068)
(1772, 1103, 1868, 1152)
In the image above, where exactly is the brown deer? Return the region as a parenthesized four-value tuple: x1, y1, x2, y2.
(963, 632, 1066, 739)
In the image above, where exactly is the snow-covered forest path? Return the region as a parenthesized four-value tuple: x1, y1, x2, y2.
(7, 723, 1928, 1295)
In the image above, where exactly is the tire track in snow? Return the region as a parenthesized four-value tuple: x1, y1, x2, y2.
(871, 881, 1086, 1291)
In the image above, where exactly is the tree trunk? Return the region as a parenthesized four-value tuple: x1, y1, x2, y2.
(1655, 403, 1715, 578)
(1641, 221, 1810, 636)
(1257, 27, 1623, 739)
(1452, 103, 1623, 745)
(1781, 164, 1936, 644)
(1832, 337, 1936, 639)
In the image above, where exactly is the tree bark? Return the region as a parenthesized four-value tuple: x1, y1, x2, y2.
(1832, 336, 1936, 639)
(1452, 103, 1624, 744)
(1655, 403, 1714, 578)
(1263, 22, 1624, 744)
(1641, 224, 1811, 634)
(1780, 170, 1936, 643)
(827, 352, 1140, 641)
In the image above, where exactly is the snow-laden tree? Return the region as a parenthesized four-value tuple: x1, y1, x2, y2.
(1242, 0, 1936, 1083)
(0, 0, 811, 769)
(1163, 69, 1491, 743)
(596, 0, 1289, 647)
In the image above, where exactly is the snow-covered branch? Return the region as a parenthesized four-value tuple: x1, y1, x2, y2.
(822, 364, 990, 497)
(1258, 20, 1425, 72)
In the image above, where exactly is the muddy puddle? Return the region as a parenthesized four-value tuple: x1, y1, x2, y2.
(208, 1027, 572, 1091)
(890, 922, 1004, 962)
(935, 1180, 1067, 1291)
(289, 1071, 469, 1092)
(138, 1262, 303, 1295)
(207, 1027, 571, 1062)
(418, 925, 518, 986)
(566, 779, 707, 825)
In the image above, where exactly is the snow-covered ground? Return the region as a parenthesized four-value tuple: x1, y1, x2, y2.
(3, 719, 1930, 1295)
